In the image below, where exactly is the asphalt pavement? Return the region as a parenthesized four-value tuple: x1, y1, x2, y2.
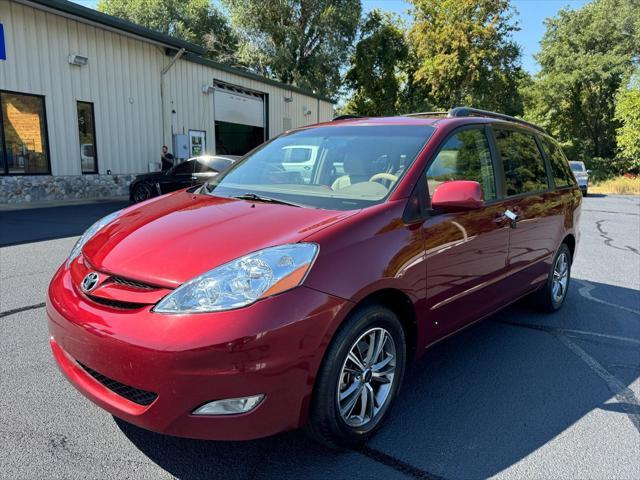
(0, 195, 638, 479)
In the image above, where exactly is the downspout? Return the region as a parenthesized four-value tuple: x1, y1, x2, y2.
(160, 48, 185, 146)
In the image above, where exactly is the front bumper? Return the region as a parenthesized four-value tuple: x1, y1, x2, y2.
(47, 265, 350, 440)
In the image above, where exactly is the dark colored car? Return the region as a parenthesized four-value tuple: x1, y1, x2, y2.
(129, 155, 238, 203)
(48, 107, 581, 448)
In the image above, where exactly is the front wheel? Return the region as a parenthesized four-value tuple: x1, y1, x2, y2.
(132, 182, 154, 203)
(533, 243, 572, 312)
(305, 305, 406, 449)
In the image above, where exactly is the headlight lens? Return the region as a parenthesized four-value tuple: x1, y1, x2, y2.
(154, 243, 319, 313)
(66, 210, 122, 268)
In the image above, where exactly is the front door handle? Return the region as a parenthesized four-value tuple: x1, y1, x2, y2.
(494, 209, 519, 229)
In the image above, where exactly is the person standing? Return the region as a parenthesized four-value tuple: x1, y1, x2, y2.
(161, 145, 175, 172)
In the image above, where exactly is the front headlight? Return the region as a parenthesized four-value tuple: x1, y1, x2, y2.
(65, 210, 122, 268)
(154, 243, 319, 313)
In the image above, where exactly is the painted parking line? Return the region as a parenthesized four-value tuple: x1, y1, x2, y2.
(498, 320, 640, 434)
(576, 280, 640, 316)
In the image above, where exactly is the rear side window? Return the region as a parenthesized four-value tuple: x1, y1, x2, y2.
(495, 129, 549, 196)
(426, 128, 497, 202)
(539, 138, 576, 188)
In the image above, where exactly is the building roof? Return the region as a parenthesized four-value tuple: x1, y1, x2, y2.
(27, 0, 335, 104)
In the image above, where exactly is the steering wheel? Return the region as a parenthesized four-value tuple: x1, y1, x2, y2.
(369, 173, 399, 186)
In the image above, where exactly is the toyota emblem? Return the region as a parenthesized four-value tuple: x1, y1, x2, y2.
(81, 272, 100, 293)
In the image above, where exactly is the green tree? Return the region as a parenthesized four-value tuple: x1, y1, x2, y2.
(222, 0, 361, 97)
(523, 0, 639, 161)
(614, 71, 640, 172)
(97, 0, 238, 62)
(407, 0, 524, 114)
(344, 10, 408, 115)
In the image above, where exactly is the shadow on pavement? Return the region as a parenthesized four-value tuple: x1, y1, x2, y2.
(115, 281, 640, 479)
(0, 201, 129, 247)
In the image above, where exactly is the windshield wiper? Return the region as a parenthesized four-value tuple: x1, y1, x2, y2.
(232, 192, 303, 208)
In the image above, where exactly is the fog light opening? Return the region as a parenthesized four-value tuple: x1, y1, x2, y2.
(192, 394, 265, 416)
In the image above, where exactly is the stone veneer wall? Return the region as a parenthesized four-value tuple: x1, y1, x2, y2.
(0, 175, 136, 204)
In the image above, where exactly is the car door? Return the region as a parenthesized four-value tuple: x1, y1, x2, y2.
(160, 160, 197, 194)
(422, 126, 512, 342)
(492, 127, 563, 297)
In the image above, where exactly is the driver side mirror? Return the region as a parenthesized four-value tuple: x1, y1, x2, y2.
(431, 180, 484, 212)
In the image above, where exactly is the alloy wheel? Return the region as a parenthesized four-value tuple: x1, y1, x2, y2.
(552, 252, 569, 303)
(336, 327, 396, 428)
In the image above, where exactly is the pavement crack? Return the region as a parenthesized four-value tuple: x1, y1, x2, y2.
(356, 445, 447, 480)
(0, 302, 46, 318)
(595, 219, 640, 256)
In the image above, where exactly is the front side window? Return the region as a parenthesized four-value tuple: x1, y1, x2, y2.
(495, 129, 549, 196)
(77, 102, 98, 174)
(426, 128, 497, 202)
(171, 160, 197, 175)
(0, 91, 50, 175)
(540, 137, 576, 188)
(204, 125, 434, 210)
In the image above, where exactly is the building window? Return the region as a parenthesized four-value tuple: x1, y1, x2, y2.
(0, 91, 51, 175)
(77, 101, 98, 174)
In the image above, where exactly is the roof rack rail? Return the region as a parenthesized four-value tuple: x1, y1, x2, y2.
(403, 111, 448, 117)
(332, 114, 366, 121)
(448, 106, 547, 134)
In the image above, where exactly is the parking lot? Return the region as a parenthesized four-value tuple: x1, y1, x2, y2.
(1, 195, 638, 479)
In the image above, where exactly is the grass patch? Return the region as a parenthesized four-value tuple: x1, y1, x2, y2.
(590, 175, 640, 195)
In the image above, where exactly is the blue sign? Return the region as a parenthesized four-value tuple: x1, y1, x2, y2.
(0, 24, 6, 61)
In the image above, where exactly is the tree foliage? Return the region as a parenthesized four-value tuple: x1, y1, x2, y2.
(523, 0, 639, 161)
(344, 10, 408, 115)
(97, 0, 238, 62)
(407, 0, 524, 114)
(222, 0, 361, 97)
(614, 71, 640, 171)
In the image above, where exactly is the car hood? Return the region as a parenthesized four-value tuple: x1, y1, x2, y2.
(82, 191, 358, 287)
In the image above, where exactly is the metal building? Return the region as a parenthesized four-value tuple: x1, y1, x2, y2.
(0, 0, 335, 204)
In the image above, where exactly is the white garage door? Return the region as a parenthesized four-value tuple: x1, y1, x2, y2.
(214, 88, 264, 128)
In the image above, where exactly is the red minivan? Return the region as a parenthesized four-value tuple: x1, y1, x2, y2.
(47, 108, 581, 448)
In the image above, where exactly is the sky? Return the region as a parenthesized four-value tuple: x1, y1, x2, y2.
(71, 0, 590, 73)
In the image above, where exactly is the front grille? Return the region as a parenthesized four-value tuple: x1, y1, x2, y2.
(78, 362, 158, 406)
(87, 295, 146, 310)
(110, 276, 156, 290)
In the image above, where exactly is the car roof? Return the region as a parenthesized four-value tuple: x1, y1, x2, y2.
(308, 107, 548, 136)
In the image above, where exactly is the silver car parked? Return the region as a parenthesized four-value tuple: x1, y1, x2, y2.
(570, 161, 590, 196)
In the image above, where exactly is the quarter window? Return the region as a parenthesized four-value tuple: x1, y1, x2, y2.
(426, 128, 497, 202)
(0, 91, 50, 175)
(540, 137, 576, 188)
(495, 129, 548, 196)
(77, 102, 98, 174)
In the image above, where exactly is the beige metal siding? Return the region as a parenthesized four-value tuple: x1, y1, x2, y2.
(0, 0, 333, 176)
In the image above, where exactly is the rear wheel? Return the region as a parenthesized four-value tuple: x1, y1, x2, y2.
(132, 183, 154, 203)
(533, 243, 572, 312)
(305, 305, 406, 449)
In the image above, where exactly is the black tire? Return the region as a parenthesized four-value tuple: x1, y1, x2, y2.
(305, 304, 407, 449)
(532, 243, 572, 312)
(132, 182, 154, 203)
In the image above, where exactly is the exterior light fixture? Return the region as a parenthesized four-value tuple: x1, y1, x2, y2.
(68, 54, 88, 66)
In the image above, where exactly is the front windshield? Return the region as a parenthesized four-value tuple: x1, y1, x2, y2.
(570, 162, 585, 173)
(202, 125, 434, 210)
